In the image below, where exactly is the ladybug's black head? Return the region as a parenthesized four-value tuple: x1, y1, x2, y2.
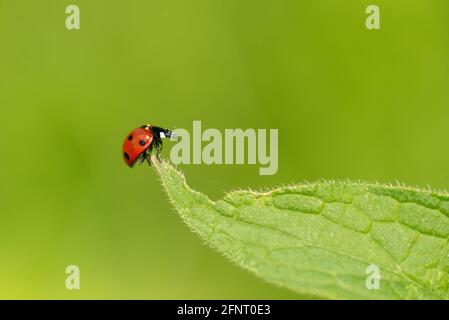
(163, 129, 179, 141)
(151, 126, 179, 141)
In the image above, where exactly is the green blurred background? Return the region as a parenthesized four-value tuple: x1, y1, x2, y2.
(0, 0, 448, 299)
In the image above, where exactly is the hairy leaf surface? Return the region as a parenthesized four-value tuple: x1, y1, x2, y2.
(153, 158, 449, 299)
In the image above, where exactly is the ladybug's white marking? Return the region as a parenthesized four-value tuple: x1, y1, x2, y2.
(160, 132, 166, 138)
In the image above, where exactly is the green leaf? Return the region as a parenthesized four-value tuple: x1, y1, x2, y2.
(152, 158, 449, 300)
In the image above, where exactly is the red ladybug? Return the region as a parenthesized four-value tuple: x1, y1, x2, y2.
(122, 125, 176, 167)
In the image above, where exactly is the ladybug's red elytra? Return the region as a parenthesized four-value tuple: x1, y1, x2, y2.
(122, 125, 176, 167)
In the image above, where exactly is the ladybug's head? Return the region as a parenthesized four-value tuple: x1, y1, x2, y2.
(161, 129, 179, 141)
(151, 126, 180, 141)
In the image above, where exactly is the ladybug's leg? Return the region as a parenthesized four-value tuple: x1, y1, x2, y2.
(138, 153, 146, 165)
(151, 140, 161, 161)
(155, 139, 163, 156)
(145, 144, 154, 166)
(151, 135, 163, 160)
(146, 155, 152, 166)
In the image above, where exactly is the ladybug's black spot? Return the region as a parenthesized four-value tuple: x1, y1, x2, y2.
(128, 135, 133, 141)
(124, 152, 130, 160)
(139, 140, 146, 146)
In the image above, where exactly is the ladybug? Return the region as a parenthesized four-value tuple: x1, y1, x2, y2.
(122, 125, 176, 167)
